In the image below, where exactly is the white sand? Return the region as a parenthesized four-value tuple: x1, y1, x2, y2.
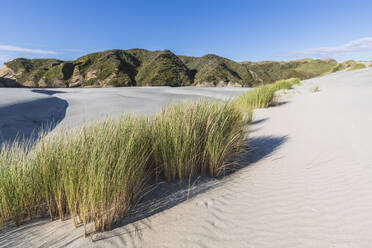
(1, 68, 372, 247)
(0, 86, 249, 145)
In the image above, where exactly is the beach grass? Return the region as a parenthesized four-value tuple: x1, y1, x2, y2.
(270, 78, 301, 91)
(0, 141, 41, 227)
(34, 116, 153, 233)
(0, 100, 247, 236)
(235, 85, 275, 110)
(310, 86, 319, 92)
(0, 77, 304, 235)
(233, 78, 300, 112)
(152, 100, 245, 181)
(348, 63, 366, 71)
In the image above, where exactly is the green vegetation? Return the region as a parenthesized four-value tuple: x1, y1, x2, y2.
(0, 141, 38, 226)
(234, 78, 301, 112)
(180, 54, 253, 86)
(310, 86, 319, 92)
(343, 60, 357, 68)
(241, 59, 337, 85)
(0, 100, 246, 237)
(35, 117, 152, 232)
(234, 86, 276, 110)
(4, 58, 64, 87)
(135, 50, 192, 86)
(0, 118, 153, 233)
(1, 49, 340, 88)
(331, 63, 345, 72)
(348, 63, 366, 71)
(294, 59, 337, 77)
(270, 78, 301, 91)
(329, 60, 367, 73)
(73, 49, 140, 87)
(0, 75, 304, 238)
(152, 100, 245, 181)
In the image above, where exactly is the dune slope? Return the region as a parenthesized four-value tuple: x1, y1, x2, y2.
(0, 87, 249, 145)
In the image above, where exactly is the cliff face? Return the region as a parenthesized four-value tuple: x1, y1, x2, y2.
(0, 65, 21, 87)
(0, 49, 339, 88)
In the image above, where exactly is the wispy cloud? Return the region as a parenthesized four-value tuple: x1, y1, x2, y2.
(282, 37, 372, 58)
(0, 45, 57, 55)
(62, 48, 86, 53)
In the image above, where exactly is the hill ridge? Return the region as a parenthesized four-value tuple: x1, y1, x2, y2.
(0, 49, 340, 87)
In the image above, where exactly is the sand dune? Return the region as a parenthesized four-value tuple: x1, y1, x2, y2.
(0, 86, 249, 145)
(0, 89, 68, 145)
(1, 68, 372, 247)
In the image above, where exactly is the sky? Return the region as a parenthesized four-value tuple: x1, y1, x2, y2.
(1, 0, 372, 65)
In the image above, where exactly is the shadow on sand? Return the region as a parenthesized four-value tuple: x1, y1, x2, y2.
(0, 114, 287, 245)
(0, 90, 68, 146)
(31, 89, 67, 96)
(94, 132, 287, 242)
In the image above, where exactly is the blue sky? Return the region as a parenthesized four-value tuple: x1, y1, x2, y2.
(1, 0, 372, 64)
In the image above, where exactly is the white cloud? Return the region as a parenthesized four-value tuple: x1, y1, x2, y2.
(62, 48, 86, 53)
(284, 37, 372, 58)
(0, 45, 57, 55)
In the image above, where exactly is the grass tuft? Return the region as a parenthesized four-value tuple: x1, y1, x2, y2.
(348, 63, 366, 71)
(152, 100, 245, 181)
(0, 141, 41, 227)
(34, 116, 154, 233)
(270, 78, 301, 92)
(310, 86, 319, 92)
(0, 100, 247, 236)
(233, 78, 300, 112)
(234, 85, 275, 110)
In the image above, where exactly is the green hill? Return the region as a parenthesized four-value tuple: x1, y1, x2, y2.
(179, 54, 254, 86)
(135, 50, 192, 86)
(0, 48, 343, 88)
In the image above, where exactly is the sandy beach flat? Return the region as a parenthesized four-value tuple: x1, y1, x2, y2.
(0, 86, 249, 145)
(1, 68, 372, 247)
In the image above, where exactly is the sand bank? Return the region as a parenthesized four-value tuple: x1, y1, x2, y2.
(0, 86, 249, 145)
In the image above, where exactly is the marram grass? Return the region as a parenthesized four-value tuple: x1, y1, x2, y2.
(310, 86, 320, 92)
(0, 141, 42, 227)
(234, 85, 275, 110)
(0, 100, 247, 237)
(233, 78, 300, 112)
(33, 116, 153, 233)
(348, 63, 366, 71)
(270, 78, 301, 91)
(152, 100, 245, 181)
